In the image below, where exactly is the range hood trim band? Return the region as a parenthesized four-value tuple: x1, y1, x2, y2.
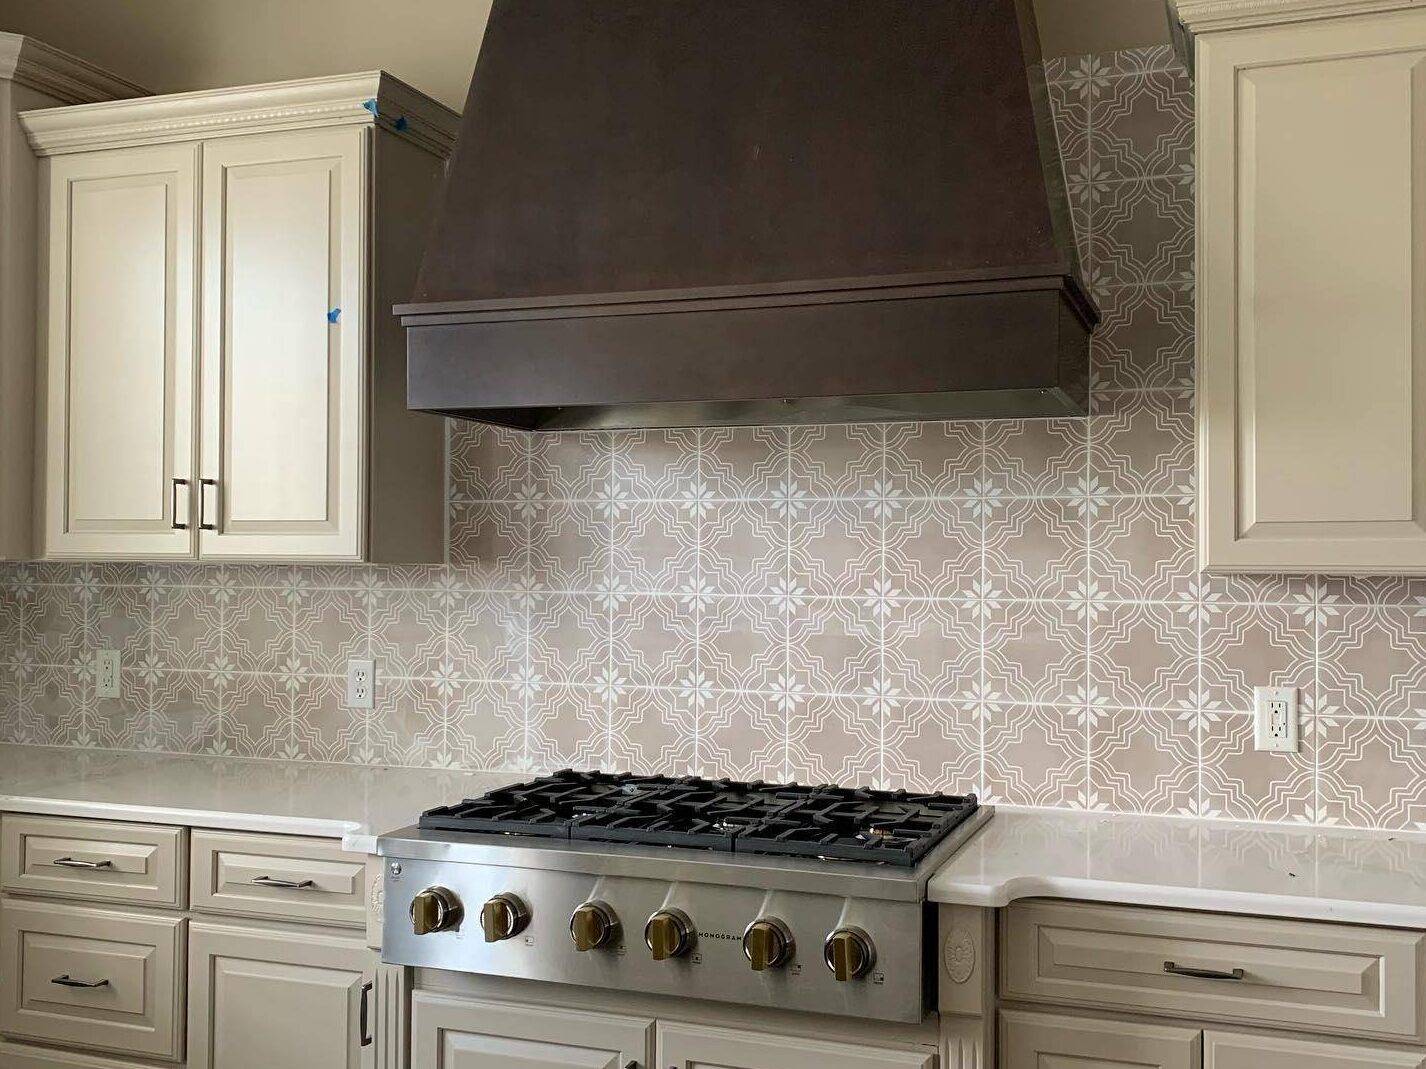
(398, 272, 1098, 330)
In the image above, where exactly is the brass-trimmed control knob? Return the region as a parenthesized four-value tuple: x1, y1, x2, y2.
(479, 893, 530, 943)
(570, 901, 619, 951)
(824, 927, 875, 981)
(409, 886, 462, 935)
(644, 908, 695, 961)
(742, 918, 795, 972)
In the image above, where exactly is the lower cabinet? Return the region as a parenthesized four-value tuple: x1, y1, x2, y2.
(407, 993, 935, 1069)
(186, 919, 376, 1069)
(1204, 1031, 1426, 1069)
(410, 991, 652, 1068)
(655, 1021, 935, 1069)
(1000, 1009, 1201, 1069)
(0, 898, 185, 1061)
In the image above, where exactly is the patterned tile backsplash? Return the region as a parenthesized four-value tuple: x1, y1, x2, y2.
(2, 46, 1424, 830)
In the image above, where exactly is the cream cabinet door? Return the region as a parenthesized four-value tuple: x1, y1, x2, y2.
(198, 126, 366, 561)
(1204, 1030, 1426, 1069)
(411, 991, 651, 1068)
(1000, 1009, 1201, 1069)
(186, 920, 374, 1069)
(1198, 8, 1426, 572)
(656, 1021, 934, 1069)
(40, 143, 199, 559)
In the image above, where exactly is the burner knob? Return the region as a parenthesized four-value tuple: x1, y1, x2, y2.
(824, 927, 875, 981)
(409, 886, 462, 935)
(644, 908, 695, 961)
(570, 901, 619, 951)
(742, 918, 795, 972)
(480, 893, 530, 943)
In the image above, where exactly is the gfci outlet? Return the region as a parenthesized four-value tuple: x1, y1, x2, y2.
(346, 659, 376, 710)
(1253, 685, 1299, 753)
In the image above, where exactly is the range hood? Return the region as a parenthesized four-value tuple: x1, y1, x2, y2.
(400, 0, 1097, 431)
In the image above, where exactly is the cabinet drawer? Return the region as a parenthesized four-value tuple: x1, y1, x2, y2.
(1204, 1030, 1426, 1069)
(0, 1038, 160, 1068)
(2, 816, 186, 908)
(1000, 1009, 1200, 1069)
(1003, 899, 1425, 1042)
(0, 898, 185, 1061)
(190, 830, 366, 928)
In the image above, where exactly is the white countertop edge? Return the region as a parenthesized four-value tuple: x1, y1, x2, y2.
(929, 874, 1426, 928)
(0, 793, 362, 845)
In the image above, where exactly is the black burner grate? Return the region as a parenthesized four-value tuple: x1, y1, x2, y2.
(418, 770, 978, 867)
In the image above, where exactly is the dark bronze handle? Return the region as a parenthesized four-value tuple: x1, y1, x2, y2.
(51, 975, 109, 989)
(359, 979, 373, 1046)
(51, 857, 113, 869)
(171, 478, 189, 530)
(199, 478, 218, 531)
(1164, 960, 1245, 981)
(250, 875, 316, 890)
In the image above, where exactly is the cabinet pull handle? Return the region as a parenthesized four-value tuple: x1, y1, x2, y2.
(199, 478, 218, 531)
(51, 857, 113, 870)
(51, 975, 109, 989)
(250, 875, 316, 890)
(359, 979, 374, 1046)
(1163, 960, 1245, 981)
(171, 478, 190, 530)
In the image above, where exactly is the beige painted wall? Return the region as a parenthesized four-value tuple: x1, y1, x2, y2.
(0, 0, 1169, 111)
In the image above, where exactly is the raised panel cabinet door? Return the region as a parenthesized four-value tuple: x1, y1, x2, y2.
(1000, 1009, 1201, 1069)
(198, 126, 367, 561)
(186, 920, 374, 1069)
(1198, 8, 1426, 572)
(1204, 1030, 1426, 1069)
(409, 991, 652, 1069)
(40, 143, 199, 559)
(655, 1021, 935, 1069)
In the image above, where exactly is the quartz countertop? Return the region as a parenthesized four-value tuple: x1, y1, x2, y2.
(928, 807, 1426, 928)
(0, 744, 520, 853)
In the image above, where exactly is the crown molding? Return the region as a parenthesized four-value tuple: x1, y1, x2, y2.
(0, 32, 148, 104)
(19, 70, 459, 157)
(1172, 0, 1426, 32)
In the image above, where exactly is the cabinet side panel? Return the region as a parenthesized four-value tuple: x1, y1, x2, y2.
(368, 130, 446, 565)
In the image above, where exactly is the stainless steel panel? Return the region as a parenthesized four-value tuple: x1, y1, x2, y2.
(380, 858, 928, 1023)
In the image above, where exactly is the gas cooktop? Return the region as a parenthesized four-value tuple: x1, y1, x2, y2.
(418, 769, 980, 868)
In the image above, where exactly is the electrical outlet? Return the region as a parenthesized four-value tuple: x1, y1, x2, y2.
(95, 649, 120, 699)
(1253, 685, 1298, 753)
(346, 659, 376, 710)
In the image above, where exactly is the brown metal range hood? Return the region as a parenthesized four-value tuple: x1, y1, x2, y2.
(399, 0, 1097, 431)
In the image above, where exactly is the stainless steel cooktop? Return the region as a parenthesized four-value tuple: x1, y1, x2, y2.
(377, 771, 992, 1024)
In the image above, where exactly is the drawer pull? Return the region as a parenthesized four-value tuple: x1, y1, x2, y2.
(250, 875, 317, 890)
(1164, 960, 1246, 981)
(51, 857, 114, 870)
(51, 974, 109, 989)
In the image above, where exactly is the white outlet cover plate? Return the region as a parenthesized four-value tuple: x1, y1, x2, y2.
(1253, 685, 1299, 753)
(95, 649, 120, 699)
(346, 658, 376, 710)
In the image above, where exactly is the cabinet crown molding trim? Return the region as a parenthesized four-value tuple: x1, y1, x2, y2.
(1172, 0, 1426, 31)
(19, 70, 458, 157)
(0, 32, 147, 103)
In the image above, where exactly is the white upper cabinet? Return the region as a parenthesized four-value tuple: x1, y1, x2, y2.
(199, 128, 365, 560)
(0, 35, 145, 561)
(22, 72, 456, 562)
(1180, 0, 1426, 572)
(40, 143, 198, 559)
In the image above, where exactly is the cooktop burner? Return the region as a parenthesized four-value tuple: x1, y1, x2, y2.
(418, 770, 979, 867)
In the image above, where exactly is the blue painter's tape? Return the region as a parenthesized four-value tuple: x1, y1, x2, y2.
(394, 116, 409, 132)
(327, 308, 341, 324)
(361, 98, 379, 117)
